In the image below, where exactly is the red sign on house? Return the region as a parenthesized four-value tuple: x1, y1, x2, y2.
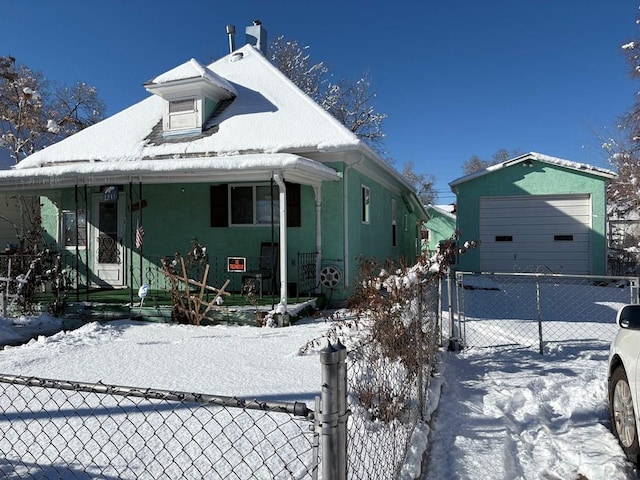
(227, 257, 246, 272)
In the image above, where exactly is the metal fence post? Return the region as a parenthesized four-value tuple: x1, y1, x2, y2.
(631, 277, 640, 304)
(447, 270, 458, 351)
(319, 340, 347, 480)
(335, 340, 348, 480)
(536, 275, 543, 355)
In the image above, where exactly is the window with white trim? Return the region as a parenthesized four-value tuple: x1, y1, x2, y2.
(167, 97, 197, 131)
(391, 199, 397, 247)
(361, 185, 370, 224)
(230, 185, 279, 225)
(62, 210, 87, 248)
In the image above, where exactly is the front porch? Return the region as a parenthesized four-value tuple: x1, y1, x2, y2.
(0, 251, 322, 328)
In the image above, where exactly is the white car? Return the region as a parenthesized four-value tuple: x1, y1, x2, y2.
(609, 303, 640, 465)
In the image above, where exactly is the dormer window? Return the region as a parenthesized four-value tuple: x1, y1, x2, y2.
(144, 58, 236, 138)
(168, 98, 197, 133)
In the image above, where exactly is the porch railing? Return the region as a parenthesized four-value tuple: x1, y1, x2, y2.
(10, 250, 321, 306)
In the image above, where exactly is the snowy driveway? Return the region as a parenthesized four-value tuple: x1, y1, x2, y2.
(423, 342, 638, 479)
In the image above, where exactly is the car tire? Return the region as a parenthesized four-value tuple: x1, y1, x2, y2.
(610, 365, 640, 464)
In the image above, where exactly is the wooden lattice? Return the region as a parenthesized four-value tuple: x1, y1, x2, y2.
(160, 257, 230, 325)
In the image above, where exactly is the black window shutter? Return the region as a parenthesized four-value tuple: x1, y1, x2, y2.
(210, 184, 228, 227)
(286, 182, 301, 227)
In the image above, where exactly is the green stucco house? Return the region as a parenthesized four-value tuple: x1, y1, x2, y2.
(0, 28, 426, 311)
(424, 204, 456, 254)
(449, 152, 615, 275)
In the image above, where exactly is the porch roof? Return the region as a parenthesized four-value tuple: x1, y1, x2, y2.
(0, 153, 340, 191)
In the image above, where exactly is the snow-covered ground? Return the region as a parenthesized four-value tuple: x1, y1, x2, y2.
(426, 343, 637, 479)
(0, 309, 636, 479)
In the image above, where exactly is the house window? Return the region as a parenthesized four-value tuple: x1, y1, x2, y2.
(211, 183, 301, 228)
(255, 185, 278, 224)
(168, 97, 197, 131)
(391, 199, 397, 247)
(62, 210, 87, 248)
(362, 186, 370, 224)
(230, 185, 279, 225)
(169, 98, 195, 114)
(554, 235, 574, 241)
(495, 235, 513, 242)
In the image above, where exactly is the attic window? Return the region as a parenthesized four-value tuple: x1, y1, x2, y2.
(167, 97, 197, 133)
(495, 235, 513, 242)
(169, 98, 195, 113)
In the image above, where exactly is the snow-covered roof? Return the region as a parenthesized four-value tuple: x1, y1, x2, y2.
(12, 44, 362, 173)
(143, 58, 237, 99)
(0, 43, 426, 219)
(449, 152, 616, 188)
(426, 204, 456, 219)
(0, 153, 340, 190)
(147, 58, 233, 89)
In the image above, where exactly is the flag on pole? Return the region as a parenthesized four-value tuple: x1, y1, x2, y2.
(135, 218, 144, 249)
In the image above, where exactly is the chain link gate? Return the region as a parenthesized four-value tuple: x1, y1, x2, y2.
(454, 272, 639, 351)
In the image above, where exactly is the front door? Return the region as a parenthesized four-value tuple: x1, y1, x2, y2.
(92, 193, 125, 287)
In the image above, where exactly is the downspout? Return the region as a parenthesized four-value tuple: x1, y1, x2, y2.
(343, 155, 365, 293)
(273, 171, 288, 314)
(313, 185, 322, 294)
(138, 181, 143, 289)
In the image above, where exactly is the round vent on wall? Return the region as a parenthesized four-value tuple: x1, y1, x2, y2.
(320, 265, 342, 289)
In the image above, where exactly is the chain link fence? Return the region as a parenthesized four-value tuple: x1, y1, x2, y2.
(0, 271, 445, 479)
(0, 375, 317, 479)
(454, 272, 639, 351)
(345, 278, 441, 479)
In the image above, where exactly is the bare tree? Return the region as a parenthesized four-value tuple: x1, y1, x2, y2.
(269, 35, 328, 104)
(461, 148, 523, 175)
(0, 56, 105, 163)
(321, 74, 387, 151)
(462, 155, 491, 175)
(270, 37, 386, 152)
(605, 19, 640, 218)
(401, 162, 436, 206)
(604, 136, 640, 217)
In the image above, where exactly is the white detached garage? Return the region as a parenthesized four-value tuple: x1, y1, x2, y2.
(450, 153, 616, 275)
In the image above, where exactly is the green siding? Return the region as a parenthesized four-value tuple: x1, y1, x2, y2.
(425, 208, 456, 253)
(35, 161, 423, 304)
(343, 167, 421, 289)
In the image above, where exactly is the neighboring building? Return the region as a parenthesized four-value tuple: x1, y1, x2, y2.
(449, 152, 615, 275)
(0, 25, 426, 311)
(608, 208, 640, 276)
(423, 204, 456, 254)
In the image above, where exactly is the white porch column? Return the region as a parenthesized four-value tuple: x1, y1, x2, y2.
(273, 172, 288, 313)
(313, 185, 323, 294)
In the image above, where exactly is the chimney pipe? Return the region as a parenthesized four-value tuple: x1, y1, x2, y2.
(226, 24, 236, 53)
(245, 20, 267, 55)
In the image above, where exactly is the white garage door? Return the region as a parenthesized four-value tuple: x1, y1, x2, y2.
(479, 194, 591, 274)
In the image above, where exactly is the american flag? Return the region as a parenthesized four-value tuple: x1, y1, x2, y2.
(135, 219, 144, 249)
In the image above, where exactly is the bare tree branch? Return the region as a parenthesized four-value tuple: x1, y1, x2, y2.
(0, 56, 105, 163)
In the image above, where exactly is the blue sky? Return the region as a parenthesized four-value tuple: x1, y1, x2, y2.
(1, 1, 637, 203)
